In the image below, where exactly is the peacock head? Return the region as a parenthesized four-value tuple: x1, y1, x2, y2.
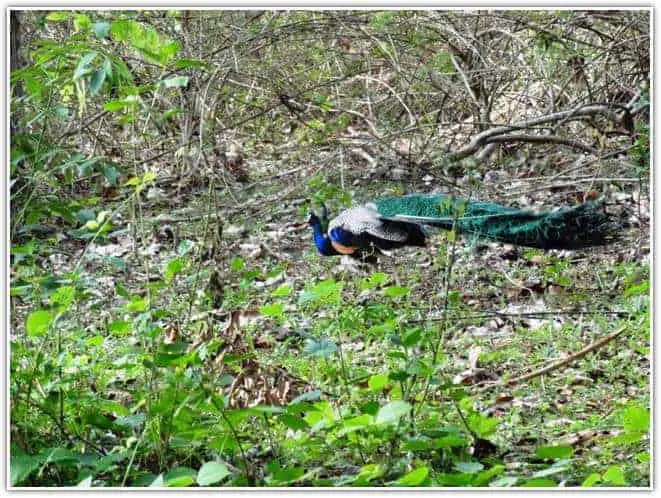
(307, 203, 329, 228)
(307, 204, 339, 256)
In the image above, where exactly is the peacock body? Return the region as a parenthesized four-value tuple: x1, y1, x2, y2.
(308, 193, 620, 259)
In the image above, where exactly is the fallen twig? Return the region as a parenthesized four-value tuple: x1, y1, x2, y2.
(474, 326, 628, 392)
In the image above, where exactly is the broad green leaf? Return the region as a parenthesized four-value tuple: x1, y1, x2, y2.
(165, 257, 185, 283)
(383, 285, 410, 298)
(89, 69, 106, 95)
(260, 303, 284, 318)
(10, 454, 41, 485)
(174, 58, 209, 69)
(622, 404, 649, 433)
(435, 434, 466, 448)
(73, 52, 97, 80)
(73, 14, 91, 32)
(41, 447, 80, 464)
(338, 414, 373, 435)
(159, 76, 189, 88)
(46, 12, 71, 21)
(602, 465, 626, 485)
(197, 461, 230, 486)
(104, 100, 131, 112)
(164, 467, 197, 487)
(360, 272, 388, 290)
(375, 400, 411, 425)
(624, 280, 649, 297)
(581, 473, 601, 487)
(280, 413, 309, 430)
(535, 445, 574, 460)
(126, 298, 148, 312)
(26, 309, 52, 337)
(149, 474, 164, 487)
(454, 461, 484, 474)
(303, 338, 337, 358)
(394, 466, 429, 486)
(299, 279, 341, 304)
(230, 256, 244, 271)
(468, 412, 499, 438)
(50, 285, 75, 307)
(520, 478, 557, 487)
(368, 373, 388, 392)
(403, 328, 421, 347)
(109, 320, 131, 335)
(271, 284, 292, 297)
(93, 22, 111, 39)
(490, 475, 519, 487)
(77, 476, 93, 487)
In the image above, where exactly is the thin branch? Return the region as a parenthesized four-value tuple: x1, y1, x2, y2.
(447, 103, 624, 160)
(483, 134, 597, 154)
(475, 326, 628, 392)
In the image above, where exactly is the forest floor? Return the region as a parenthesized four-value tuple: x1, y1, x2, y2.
(11, 157, 651, 486)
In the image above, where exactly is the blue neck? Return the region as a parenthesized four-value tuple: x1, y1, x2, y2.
(310, 219, 339, 256)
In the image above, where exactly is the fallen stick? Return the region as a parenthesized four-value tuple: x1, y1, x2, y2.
(475, 326, 628, 392)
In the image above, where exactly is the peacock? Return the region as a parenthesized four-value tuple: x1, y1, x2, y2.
(308, 193, 621, 259)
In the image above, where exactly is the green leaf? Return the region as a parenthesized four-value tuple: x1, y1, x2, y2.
(93, 21, 111, 39)
(164, 467, 197, 487)
(159, 76, 189, 88)
(197, 461, 230, 486)
(126, 298, 148, 312)
(259, 303, 284, 318)
(468, 412, 499, 438)
(360, 272, 388, 289)
(10, 454, 42, 485)
(271, 284, 292, 297)
(89, 69, 106, 96)
(109, 320, 131, 335)
(520, 478, 557, 487)
(368, 373, 388, 392)
(26, 309, 53, 337)
(383, 285, 410, 298)
(375, 400, 411, 425)
(230, 256, 245, 271)
(403, 328, 421, 347)
(454, 461, 484, 474)
(622, 404, 649, 433)
(581, 473, 602, 487)
(535, 445, 574, 460)
(50, 285, 75, 307)
(165, 257, 185, 283)
(269, 466, 305, 485)
(435, 434, 467, 448)
(303, 338, 337, 358)
(394, 466, 429, 486)
(299, 279, 341, 304)
(73, 52, 97, 80)
(490, 475, 519, 487)
(636, 451, 650, 463)
(280, 413, 309, 430)
(624, 280, 649, 297)
(338, 414, 373, 435)
(602, 465, 626, 486)
(77, 476, 93, 487)
(101, 165, 119, 185)
(46, 12, 71, 21)
(174, 58, 210, 70)
(149, 474, 164, 487)
(74, 14, 91, 32)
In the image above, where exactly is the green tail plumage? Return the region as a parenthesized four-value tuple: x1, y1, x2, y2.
(375, 194, 621, 250)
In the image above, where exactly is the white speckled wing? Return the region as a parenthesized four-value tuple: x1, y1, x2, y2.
(328, 204, 409, 242)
